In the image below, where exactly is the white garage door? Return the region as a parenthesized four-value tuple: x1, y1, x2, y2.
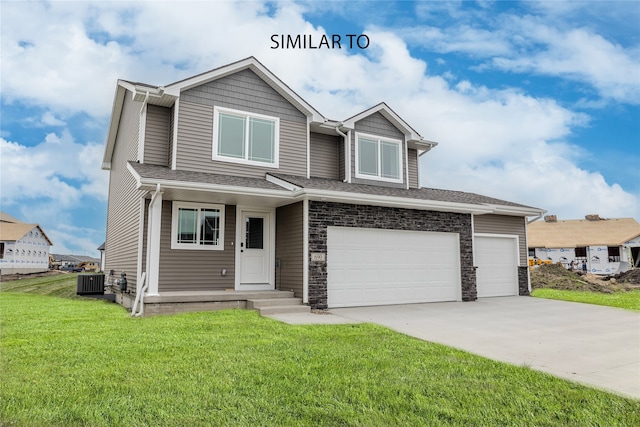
(327, 227, 461, 308)
(475, 236, 519, 297)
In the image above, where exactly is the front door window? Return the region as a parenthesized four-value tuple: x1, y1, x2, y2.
(245, 217, 264, 249)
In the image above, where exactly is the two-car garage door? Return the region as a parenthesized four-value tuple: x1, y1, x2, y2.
(327, 227, 461, 308)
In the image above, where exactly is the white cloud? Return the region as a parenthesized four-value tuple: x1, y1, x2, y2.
(0, 131, 108, 205)
(398, 6, 640, 105)
(491, 16, 640, 104)
(40, 112, 66, 127)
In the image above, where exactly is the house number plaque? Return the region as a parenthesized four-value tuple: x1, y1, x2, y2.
(310, 253, 326, 262)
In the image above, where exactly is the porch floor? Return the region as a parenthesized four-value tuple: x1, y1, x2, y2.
(144, 290, 296, 304)
(130, 290, 304, 316)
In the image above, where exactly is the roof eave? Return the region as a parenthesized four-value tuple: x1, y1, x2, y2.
(165, 57, 325, 122)
(485, 204, 547, 217)
(102, 83, 128, 171)
(302, 189, 493, 215)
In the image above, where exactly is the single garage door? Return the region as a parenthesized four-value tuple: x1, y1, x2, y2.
(475, 235, 519, 297)
(327, 227, 461, 308)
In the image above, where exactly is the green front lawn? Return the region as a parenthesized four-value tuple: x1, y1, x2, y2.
(532, 288, 640, 312)
(1, 286, 638, 426)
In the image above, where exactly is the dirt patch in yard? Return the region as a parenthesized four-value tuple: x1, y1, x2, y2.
(0, 270, 69, 282)
(531, 264, 640, 293)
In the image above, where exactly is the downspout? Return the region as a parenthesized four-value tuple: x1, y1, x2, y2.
(404, 136, 409, 189)
(137, 91, 150, 163)
(131, 183, 162, 317)
(335, 125, 349, 182)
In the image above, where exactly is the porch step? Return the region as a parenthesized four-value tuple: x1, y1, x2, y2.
(247, 297, 310, 316)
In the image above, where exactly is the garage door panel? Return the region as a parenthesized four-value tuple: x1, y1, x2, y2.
(475, 236, 518, 298)
(327, 227, 461, 308)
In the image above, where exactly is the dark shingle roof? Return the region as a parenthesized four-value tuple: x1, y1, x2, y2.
(128, 162, 539, 211)
(129, 162, 285, 191)
(269, 174, 537, 209)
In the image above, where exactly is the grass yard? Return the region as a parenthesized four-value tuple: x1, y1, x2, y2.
(531, 288, 640, 312)
(1, 277, 639, 426)
(0, 272, 80, 299)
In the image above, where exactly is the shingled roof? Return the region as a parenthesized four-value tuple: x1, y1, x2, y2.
(269, 174, 537, 209)
(127, 162, 540, 214)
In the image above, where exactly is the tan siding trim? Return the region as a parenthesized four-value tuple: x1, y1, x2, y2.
(275, 202, 303, 298)
(474, 214, 527, 265)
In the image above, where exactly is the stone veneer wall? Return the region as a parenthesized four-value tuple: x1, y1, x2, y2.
(518, 266, 530, 296)
(307, 201, 476, 309)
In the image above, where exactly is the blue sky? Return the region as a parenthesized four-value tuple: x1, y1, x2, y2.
(1, 0, 638, 256)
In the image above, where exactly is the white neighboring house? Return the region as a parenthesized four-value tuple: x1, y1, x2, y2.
(0, 212, 53, 276)
(528, 215, 640, 275)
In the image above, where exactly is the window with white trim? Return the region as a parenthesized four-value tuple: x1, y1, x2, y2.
(171, 202, 225, 250)
(213, 106, 279, 167)
(355, 133, 403, 183)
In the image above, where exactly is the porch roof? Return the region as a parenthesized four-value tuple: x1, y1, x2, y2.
(129, 162, 284, 190)
(126, 162, 543, 216)
(268, 173, 543, 216)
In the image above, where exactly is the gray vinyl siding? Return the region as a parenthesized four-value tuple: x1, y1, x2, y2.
(474, 214, 527, 266)
(158, 202, 236, 292)
(175, 68, 308, 177)
(175, 100, 307, 177)
(105, 91, 143, 289)
(351, 112, 407, 188)
(408, 148, 418, 188)
(275, 202, 303, 298)
(310, 132, 340, 179)
(144, 105, 170, 166)
(181, 69, 306, 124)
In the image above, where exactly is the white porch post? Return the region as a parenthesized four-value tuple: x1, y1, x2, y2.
(146, 189, 163, 296)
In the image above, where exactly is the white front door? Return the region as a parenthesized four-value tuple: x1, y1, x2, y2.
(238, 210, 272, 289)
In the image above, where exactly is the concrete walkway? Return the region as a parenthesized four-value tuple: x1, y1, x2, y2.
(270, 297, 640, 398)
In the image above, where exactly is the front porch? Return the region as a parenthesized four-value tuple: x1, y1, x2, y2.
(118, 289, 309, 316)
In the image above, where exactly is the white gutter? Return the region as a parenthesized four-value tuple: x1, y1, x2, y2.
(484, 204, 547, 217)
(334, 125, 349, 183)
(266, 174, 301, 191)
(137, 91, 150, 163)
(300, 188, 494, 215)
(527, 213, 545, 224)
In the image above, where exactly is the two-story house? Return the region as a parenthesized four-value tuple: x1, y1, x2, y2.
(102, 57, 544, 315)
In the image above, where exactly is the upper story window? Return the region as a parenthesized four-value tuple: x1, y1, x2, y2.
(171, 202, 225, 250)
(355, 132, 403, 183)
(213, 106, 279, 168)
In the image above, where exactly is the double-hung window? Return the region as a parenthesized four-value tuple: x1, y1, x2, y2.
(171, 202, 225, 250)
(355, 133, 403, 183)
(213, 106, 279, 167)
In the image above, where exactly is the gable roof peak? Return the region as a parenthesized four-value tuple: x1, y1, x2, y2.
(342, 102, 438, 152)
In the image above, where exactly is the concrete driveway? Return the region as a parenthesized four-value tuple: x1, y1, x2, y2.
(331, 296, 640, 399)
